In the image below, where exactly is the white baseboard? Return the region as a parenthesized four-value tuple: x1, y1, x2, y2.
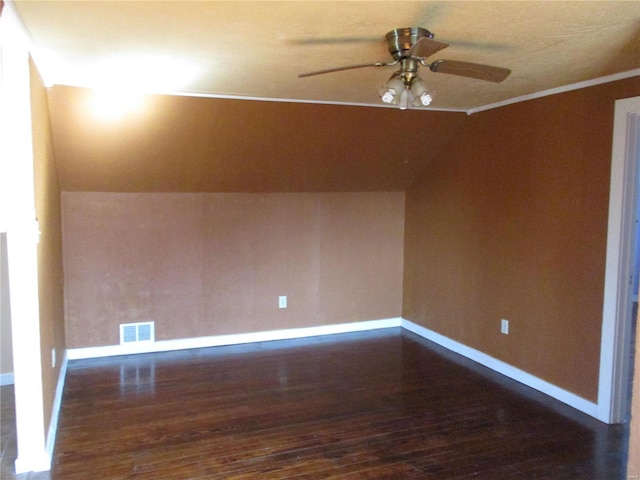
(0, 372, 15, 386)
(401, 319, 600, 420)
(46, 351, 68, 463)
(67, 318, 403, 360)
(65, 317, 602, 422)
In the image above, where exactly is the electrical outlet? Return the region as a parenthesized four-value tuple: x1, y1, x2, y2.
(279, 296, 287, 309)
(501, 319, 509, 335)
(51, 348, 56, 368)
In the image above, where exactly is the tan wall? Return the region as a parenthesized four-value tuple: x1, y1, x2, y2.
(62, 191, 404, 348)
(0, 233, 13, 377)
(403, 77, 640, 402)
(30, 59, 66, 431)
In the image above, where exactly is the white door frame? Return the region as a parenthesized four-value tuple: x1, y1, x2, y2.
(599, 95, 640, 424)
(0, 2, 50, 473)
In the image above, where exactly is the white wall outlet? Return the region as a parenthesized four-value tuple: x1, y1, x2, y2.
(501, 319, 509, 335)
(51, 348, 56, 368)
(279, 295, 287, 309)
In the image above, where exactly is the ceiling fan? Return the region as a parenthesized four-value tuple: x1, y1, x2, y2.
(298, 27, 511, 109)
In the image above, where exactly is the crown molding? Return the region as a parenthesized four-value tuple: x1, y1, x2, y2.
(467, 69, 640, 115)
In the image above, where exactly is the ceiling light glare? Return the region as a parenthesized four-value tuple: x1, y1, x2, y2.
(89, 89, 145, 120)
(61, 53, 202, 96)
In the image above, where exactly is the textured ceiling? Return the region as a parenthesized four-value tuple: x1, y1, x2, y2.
(9, 1, 640, 194)
(15, 1, 640, 111)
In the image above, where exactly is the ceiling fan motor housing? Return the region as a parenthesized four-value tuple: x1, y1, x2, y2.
(386, 27, 434, 60)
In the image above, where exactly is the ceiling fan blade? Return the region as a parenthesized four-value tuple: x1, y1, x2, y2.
(298, 61, 394, 78)
(429, 59, 511, 82)
(408, 37, 449, 59)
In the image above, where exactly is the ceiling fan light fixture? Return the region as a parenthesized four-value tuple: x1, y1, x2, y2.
(379, 75, 405, 105)
(410, 78, 433, 107)
(299, 26, 511, 107)
(379, 72, 434, 109)
(380, 90, 396, 104)
(399, 89, 411, 110)
(417, 91, 433, 106)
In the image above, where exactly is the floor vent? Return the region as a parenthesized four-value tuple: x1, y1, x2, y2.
(120, 322, 155, 345)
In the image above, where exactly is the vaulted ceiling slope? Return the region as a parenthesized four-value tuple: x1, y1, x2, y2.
(47, 86, 467, 192)
(16, 1, 640, 111)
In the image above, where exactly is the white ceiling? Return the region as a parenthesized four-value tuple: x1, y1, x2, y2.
(14, 1, 640, 111)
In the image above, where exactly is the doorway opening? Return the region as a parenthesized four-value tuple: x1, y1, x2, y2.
(600, 96, 640, 424)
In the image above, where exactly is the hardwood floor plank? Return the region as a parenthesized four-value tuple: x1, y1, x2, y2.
(43, 329, 628, 479)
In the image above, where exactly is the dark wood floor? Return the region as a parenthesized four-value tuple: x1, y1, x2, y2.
(3, 328, 632, 478)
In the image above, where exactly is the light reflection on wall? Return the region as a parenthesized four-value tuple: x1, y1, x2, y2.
(37, 49, 202, 121)
(89, 89, 146, 120)
(80, 53, 200, 120)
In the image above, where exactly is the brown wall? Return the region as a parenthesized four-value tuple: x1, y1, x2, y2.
(62, 191, 404, 348)
(47, 86, 466, 194)
(30, 59, 66, 431)
(403, 77, 640, 402)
